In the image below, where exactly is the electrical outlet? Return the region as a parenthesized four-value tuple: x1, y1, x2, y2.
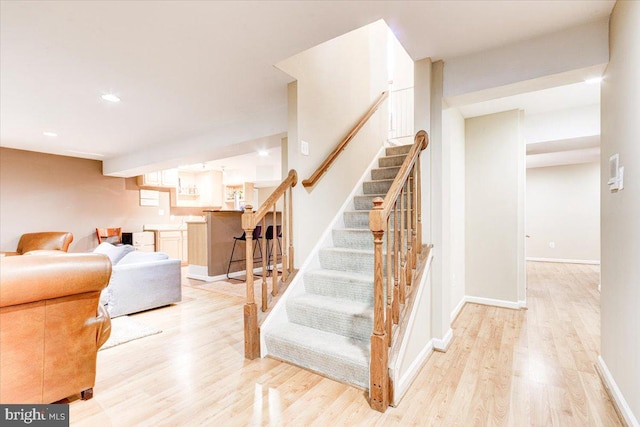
(549, 241, 555, 249)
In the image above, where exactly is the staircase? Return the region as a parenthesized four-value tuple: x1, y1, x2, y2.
(263, 144, 412, 389)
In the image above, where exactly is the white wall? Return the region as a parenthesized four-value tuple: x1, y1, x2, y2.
(524, 104, 600, 144)
(600, 1, 640, 424)
(276, 21, 389, 265)
(444, 19, 609, 101)
(465, 110, 525, 305)
(429, 60, 451, 344)
(445, 107, 466, 317)
(526, 162, 600, 262)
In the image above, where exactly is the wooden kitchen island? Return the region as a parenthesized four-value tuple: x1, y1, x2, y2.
(186, 210, 281, 282)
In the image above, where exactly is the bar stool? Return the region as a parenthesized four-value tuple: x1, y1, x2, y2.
(226, 225, 262, 281)
(264, 225, 282, 276)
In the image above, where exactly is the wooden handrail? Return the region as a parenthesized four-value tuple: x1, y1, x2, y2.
(241, 169, 297, 359)
(367, 130, 429, 412)
(302, 91, 389, 188)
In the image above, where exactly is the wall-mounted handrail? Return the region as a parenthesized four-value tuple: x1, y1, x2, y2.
(241, 169, 298, 359)
(368, 130, 429, 411)
(302, 91, 389, 188)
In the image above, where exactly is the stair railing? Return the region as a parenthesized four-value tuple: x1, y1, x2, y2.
(302, 91, 389, 188)
(368, 130, 429, 411)
(241, 169, 298, 359)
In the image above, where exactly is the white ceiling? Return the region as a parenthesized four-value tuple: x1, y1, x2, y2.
(0, 1, 615, 168)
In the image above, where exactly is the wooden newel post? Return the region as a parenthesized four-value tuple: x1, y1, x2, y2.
(242, 205, 260, 359)
(369, 197, 389, 411)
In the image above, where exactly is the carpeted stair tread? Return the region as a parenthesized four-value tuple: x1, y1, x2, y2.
(287, 294, 373, 341)
(319, 247, 376, 274)
(333, 228, 374, 249)
(304, 269, 374, 303)
(363, 179, 394, 195)
(354, 193, 386, 210)
(333, 227, 407, 250)
(378, 153, 408, 168)
(371, 166, 401, 180)
(342, 210, 407, 229)
(264, 322, 370, 389)
(385, 144, 412, 156)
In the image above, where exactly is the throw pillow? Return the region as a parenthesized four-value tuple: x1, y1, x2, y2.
(93, 242, 134, 265)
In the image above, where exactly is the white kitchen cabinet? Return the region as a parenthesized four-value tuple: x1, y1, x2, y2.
(151, 228, 188, 265)
(157, 230, 182, 261)
(132, 231, 155, 252)
(137, 168, 179, 189)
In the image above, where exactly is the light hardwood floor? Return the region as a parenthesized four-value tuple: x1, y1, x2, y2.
(68, 262, 622, 426)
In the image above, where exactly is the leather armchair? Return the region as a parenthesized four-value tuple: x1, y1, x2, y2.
(0, 253, 112, 404)
(5, 232, 74, 256)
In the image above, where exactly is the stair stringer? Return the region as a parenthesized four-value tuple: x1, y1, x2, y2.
(388, 249, 435, 407)
(259, 144, 388, 357)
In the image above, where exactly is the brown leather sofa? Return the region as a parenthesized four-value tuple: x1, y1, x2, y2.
(4, 231, 74, 256)
(0, 252, 112, 404)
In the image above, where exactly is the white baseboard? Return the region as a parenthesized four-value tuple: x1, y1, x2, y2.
(433, 328, 453, 352)
(526, 257, 600, 265)
(465, 295, 522, 310)
(391, 339, 434, 407)
(596, 356, 640, 427)
(450, 298, 466, 323)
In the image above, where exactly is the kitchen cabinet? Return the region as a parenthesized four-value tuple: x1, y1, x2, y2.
(181, 230, 188, 262)
(146, 227, 188, 265)
(158, 230, 182, 261)
(137, 168, 179, 189)
(172, 170, 223, 208)
(132, 231, 155, 252)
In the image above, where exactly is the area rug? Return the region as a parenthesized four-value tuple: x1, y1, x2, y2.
(100, 316, 162, 350)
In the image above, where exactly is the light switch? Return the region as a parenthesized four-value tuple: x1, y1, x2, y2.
(300, 140, 309, 156)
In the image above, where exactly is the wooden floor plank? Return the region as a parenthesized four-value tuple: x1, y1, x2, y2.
(67, 261, 622, 426)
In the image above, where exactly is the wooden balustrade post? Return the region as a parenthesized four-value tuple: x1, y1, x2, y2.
(261, 217, 267, 312)
(272, 205, 278, 296)
(369, 197, 389, 411)
(399, 186, 406, 304)
(386, 215, 392, 346)
(242, 205, 259, 359)
(282, 191, 289, 283)
(393, 200, 400, 324)
(416, 152, 422, 252)
(288, 188, 294, 273)
(406, 176, 413, 287)
(411, 165, 418, 272)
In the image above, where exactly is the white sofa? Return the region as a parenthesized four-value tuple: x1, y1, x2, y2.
(94, 243, 182, 318)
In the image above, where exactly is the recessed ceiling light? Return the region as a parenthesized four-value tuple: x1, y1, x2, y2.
(43, 131, 58, 137)
(101, 93, 121, 103)
(585, 76, 603, 84)
(258, 150, 269, 157)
